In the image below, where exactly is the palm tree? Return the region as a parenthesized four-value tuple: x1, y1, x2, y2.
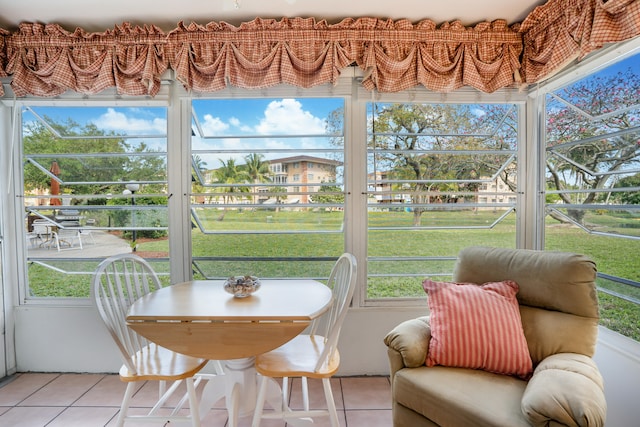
(243, 153, 272, 206)
(214, 158, 249, 220)
(191, 155, 208, 204)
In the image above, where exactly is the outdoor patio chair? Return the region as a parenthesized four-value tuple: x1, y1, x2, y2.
(31, 220, 55, 249)
(52, 226, 83, 251)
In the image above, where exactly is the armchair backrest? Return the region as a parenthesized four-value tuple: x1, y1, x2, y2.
(453, 246, 599, 365)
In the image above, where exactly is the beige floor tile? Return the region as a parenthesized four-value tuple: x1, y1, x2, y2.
(46, 406, 119, 427)
(104, 407, 168, 427)
(0, 373, 59, 406)
(345, 409, 393, 426)
(126, 380, 164, 408)
(340, 376, 392, 410)
(278, 410, 347, 427)
(287, 377, 343, 410)
(0, 406, 64, 427)
(72, 374, 130, 407)
(253, 378, 346, 427)
(235, 415, 287, 427)
(0, 373, 391, 426)
(19, 374, 104, 407)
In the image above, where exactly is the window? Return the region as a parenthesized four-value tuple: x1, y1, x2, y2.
(21, 105, 169, 298)
(544, 53, 640, 319)
(13, 92, 525, 305)
(190, 98, 346, 280)
(366, 101, 520, 300)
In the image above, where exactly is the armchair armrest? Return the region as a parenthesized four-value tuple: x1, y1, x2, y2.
(383, 316, 431, 377)
(521, 353, 606, 427)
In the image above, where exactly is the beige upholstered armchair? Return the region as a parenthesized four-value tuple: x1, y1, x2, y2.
(384, 246, 607, 427)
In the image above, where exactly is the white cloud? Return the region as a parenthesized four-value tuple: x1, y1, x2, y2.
(255, 99, 326, 135)
(202, 114, 230, 134)
(95, 108, 166, 134)
(192, 99, 331, 167)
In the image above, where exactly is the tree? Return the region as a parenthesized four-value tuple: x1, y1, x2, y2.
(313, 182, 345, 205)
(212, 158, 250, 220)
(545, 68, 640, 224)
(23, 118, 167, 200)
(242, 153, 272, 205)
(24, 119, 124, 196)
(366, 103, 516, 225)
(271, 186, 287, 210)
(325, 102, 518, 225)
(610, 173, 640, 205)
(191, 154, 209, 203)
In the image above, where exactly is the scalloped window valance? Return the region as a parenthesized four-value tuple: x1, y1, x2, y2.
(0, 0, 638, 98)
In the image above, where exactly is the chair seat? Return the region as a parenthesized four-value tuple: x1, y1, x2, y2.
(93, 254, 216, 427)
(255, 335, 340, 379)
(119, 343, 209, 382)
(252, 253, 356, 427)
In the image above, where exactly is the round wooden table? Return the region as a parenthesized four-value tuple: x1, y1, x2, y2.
(126, 279, 333, 426)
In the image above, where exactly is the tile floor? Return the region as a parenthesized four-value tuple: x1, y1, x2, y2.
(0, 372, 392, 427)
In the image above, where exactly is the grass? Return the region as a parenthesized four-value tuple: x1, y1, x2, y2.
(27, 208, 640, 340)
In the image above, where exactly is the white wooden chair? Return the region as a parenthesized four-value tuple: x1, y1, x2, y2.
(91, 253, 209, 427)
(251, 253, 357, 427)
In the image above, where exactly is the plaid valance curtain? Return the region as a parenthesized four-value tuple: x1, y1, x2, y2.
(3, 23, 169, 98)
(0, 0, 638, 98)
(521, 0, 640, 83)
(167, 17, 523, 94)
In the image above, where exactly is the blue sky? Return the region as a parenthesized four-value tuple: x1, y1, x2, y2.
(190, 98, 344, 167)
(24, 97, 344, 169)
(591, 51, 639, 79)
(25, 97, 342, 137)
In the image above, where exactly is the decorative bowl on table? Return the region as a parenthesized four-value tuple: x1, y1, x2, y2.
(224, 275, 261, 298)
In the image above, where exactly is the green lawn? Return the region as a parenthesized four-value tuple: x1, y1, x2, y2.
(27, 208, 640, 340)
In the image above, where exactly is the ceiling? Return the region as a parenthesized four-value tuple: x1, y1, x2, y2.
(0, 0, 547, 32)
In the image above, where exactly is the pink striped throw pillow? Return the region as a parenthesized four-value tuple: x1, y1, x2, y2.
(422, 279, 532, 379)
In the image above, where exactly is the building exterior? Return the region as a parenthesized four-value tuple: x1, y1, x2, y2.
(267, 155, 342, 204)
(476, 177, 517, 208)
(367, 169, 517, 209)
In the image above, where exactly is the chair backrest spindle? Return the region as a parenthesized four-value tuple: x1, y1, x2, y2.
(311, 253, 357, 373)
(91, 254, 164, 374)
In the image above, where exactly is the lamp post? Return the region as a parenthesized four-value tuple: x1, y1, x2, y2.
(123, 182, 140, 251)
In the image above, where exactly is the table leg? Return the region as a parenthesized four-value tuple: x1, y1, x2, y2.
(200, 357, 261, 427)
(224, 358, 257, 419)
(199, 358, 311, 426)
(228, 381, 241, 427)
(198, 374, 227, 420)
